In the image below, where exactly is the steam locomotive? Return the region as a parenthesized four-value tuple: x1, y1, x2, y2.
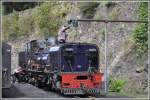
(18, 38, 105, 95)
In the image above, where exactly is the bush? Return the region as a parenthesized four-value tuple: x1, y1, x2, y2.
(2, 10, 33, 41)
(2, 17, 10, 41)
(105, 2, 116, 8)
(2, 2, 39, 15)
(33, 3, 52, 36)
(2, 2, 70, 41)
(2, 11, 20, 40)
(133, 2, 148, 55)
(18, 15, 34, 37)
(109, 8, 120, 20)
(78, 2, 99, 18)
(33, 2, 70, 37)
(109, 77, 126, 92)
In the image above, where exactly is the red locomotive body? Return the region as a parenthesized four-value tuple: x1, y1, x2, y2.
(61, 72, 103, 95)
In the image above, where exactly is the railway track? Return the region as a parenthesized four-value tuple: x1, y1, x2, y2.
(2, 82, 128, 98)
(2, 82, 97, 98)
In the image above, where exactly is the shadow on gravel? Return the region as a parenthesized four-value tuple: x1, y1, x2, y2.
(2, 84, 25, 98)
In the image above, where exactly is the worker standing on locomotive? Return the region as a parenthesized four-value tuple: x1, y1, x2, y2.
(57, 25, 70, 43)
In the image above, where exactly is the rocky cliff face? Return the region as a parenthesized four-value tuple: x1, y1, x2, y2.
(67, 2, 148, 97)
(5, 2, 148, 97)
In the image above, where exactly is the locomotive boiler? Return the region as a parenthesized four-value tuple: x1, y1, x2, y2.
(18, 39, 105, 95)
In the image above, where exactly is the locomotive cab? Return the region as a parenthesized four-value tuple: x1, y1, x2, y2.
(61, 44, 99, 72)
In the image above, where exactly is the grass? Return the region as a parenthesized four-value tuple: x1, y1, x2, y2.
(109, 77, 126, 93)
(132, 2, 148, 56)
(109, 7, 120, 20)
(78, 2, 99, 18)
(99, 28, 105, 42)
(94, 14, 102, 20)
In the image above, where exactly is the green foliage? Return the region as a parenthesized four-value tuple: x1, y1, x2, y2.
(138, 2, 148, 21)
(2, 2, 39, 15)
(102, 2, 116, 8)
(78, 2, 99, 18)
(109, 8, 120, 20)
(109, 77, 126, 92)
(133, 2, 148, 55)
(33, 3, 53, 36)
(33, 2, 69, 37)
(2, 2, 70, 41)
(99, 28, 105, 41)
(94, 14, 101, 20)
(2, 11, 20, 40)
(2, 3, 12, 15)
(18, 14, 34, 36)
(2, 10, 32, 41)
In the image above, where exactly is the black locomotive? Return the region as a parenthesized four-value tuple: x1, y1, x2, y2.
(18, 38, 104, 95)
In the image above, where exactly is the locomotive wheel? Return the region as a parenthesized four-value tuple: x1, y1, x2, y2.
(24, 75, 29, 83)
(56, 81, 61, 90)
(35, 80, 39, 87)
(28, 78, 33, 84)
(11, 74, 16, 83)
(51, 82, 55, 91)
(35, 80, 42, 88)
(51, 80, 58, 92)
(28, 78, 36, 85)
(60, 89, 65, 96)
(44, 83, 52, 90)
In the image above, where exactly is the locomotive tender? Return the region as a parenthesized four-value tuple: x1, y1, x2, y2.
(18, 38, 104, 95)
